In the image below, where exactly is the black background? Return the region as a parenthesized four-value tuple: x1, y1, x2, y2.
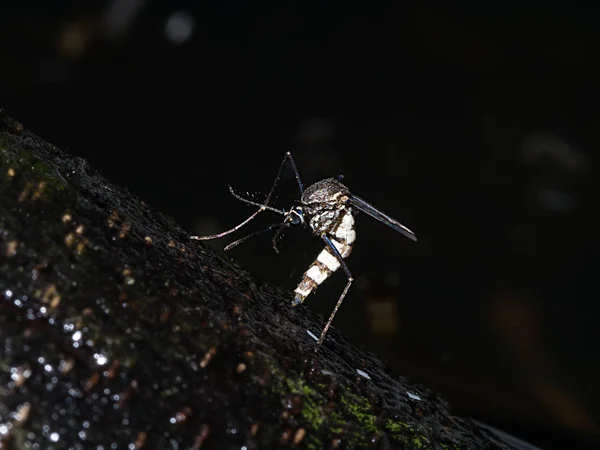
(1, 1, 599, 448)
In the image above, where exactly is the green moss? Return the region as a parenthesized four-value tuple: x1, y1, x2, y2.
(260, 353, 440, 449)
(340, 393, 378, 433)
(0, 139, 67, 196)
(292, 382, 326, 426)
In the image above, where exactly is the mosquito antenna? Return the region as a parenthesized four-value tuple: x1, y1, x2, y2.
(228, 186, 285, 215)
(224, 223, 283, 251)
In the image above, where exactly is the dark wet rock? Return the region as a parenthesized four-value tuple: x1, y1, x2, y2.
(0, 110, 516, 449)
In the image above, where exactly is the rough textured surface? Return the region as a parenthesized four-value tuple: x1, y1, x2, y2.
(0, 110, 515, 450)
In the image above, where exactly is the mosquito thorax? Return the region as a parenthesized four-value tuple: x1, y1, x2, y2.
(300, 178, 350, 205)
(297, 178, 352, 235)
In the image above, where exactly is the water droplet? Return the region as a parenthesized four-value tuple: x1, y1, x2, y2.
(356, 369, 371, 380)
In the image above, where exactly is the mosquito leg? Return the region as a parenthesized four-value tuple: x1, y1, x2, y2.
(262, 151, 304, 206)
(190, 207, 265, 241)
(271, 223, 288, 254)
(191, 152, 302, 241)
(284, 151, 304, 195)
(315, 234, 354, 347)
(224, 223, 284, 251)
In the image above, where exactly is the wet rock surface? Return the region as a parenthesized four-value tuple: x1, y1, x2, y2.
(0, 111, 515, 449)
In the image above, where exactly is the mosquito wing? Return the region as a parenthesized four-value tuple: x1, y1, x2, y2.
(345, 194, 417, 242)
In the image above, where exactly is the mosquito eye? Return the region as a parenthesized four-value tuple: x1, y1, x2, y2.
(290, 209, 303, 225)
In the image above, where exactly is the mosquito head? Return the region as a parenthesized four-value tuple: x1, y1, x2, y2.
(284, 206, 304, 227)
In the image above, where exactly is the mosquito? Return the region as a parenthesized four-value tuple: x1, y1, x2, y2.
(191, 152, 417, 346)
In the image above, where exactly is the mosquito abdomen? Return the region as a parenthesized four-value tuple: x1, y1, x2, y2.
(292, 211, 355, 305)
